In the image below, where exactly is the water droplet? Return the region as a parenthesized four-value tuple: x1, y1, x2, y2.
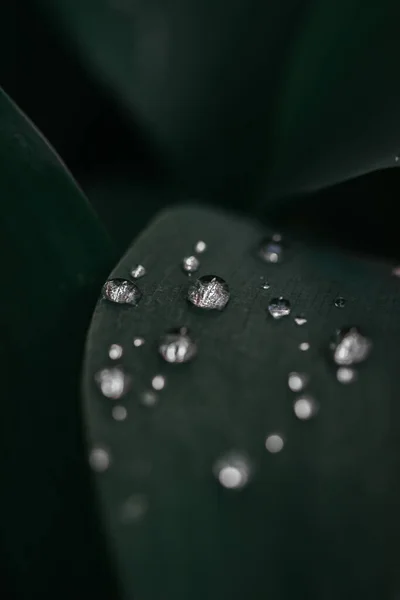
(265, 434, 285, 454)
(112, 405, 128, 420)
(331, 327, 372, 366)
(130, 264, 146, 279)
(396, 155, 400, 163)
(267, 297, 291, 319)
(109, 343, 123, 360)
(121, 494, 148, 522)
(187, 275, 230, 310)
(261, 281, 271, 290)
(214, 453, 251, 489)
(182, 255, 200, 274)
(152, 375, 166, 390)
(293, 396, 318, 420)
(102, 278, 142, 305)
(95, 367, 128, 399)
(299, 342, 310, 351)
(288, 372, 308, 392)
(334, 297, 346, 308)
(159, 328, 197, 363)
(89, 447, 110, 472)
(392, 266, 400, 277)
(272, 233, 282, 242)
(294, 316, 307, 326)
(336, 367, 357, 384)
(194, 240, 207, 254)
(258, 237, 284, 264)
(133, 337, 145, 347)
(141, 390, 158, 406)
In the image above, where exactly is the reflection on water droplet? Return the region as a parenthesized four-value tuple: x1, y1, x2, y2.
(187, 275, 230, 310)
(130, 264, 146, 279)
(214, 453, 251, 489)
(299, 342, 310, 351)
(121, 494, 148, 522)
(392, 266, 400, 277)
(112, 405, 128, 420)
(336, 367, 357, 384)
(109, 343, 123, 360)
(267, 297, 291, 319)
(141, 390, 158, 406)
(334, 297, 346, 308)
(102, 278, 142, 305)
(182, 255, 200, 273)
(259, 237, 284, 264)
(95, 367, 128, 399)
(288, 372, 308, 392)
(261, 281, 271, 290)
(293, 396, 318, 420)
(294, 316, 307, 326)
(194, 240, 207, 254)
(89, 447, 110, 472)
(152, 375, 166, 390)
(133, 337, 145, 347)
(265, 434, 285, 453)
(331, 327, 372, 365)
(159, 328, 197, 363)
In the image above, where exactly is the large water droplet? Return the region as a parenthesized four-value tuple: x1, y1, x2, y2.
(288, 372, 308, 392)
(159, 328, 197, 363)
(187, 275, 230, 310)
(334, 297, 346, 308)
(152, 374, 166, 390)
(267, 297, 291, 319)
(95, 367, 128, 399)
(299, 342, 310, 351)
(130, 264, 146, 280)
(293, 396, 318, 420)
(331, 327, 372, 366)
(265, 434, 285, 454)
(89, 447, 110, 472)
(109, 343, 123, 360)
(102, 278, 142, 305)
(194, 240, 207, 254)
(258, 237, 284, 263)
(214, 453, 251, 489)
(336, 367, 357, 384)
(182, 255, 200, 274)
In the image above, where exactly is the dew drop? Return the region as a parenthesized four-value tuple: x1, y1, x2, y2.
(334, 296, 346, 308)
(89, 447, 110, 472)
(182, 255, 200, 274)
(258, 237, 284, 264)
(130, 264, 146, 279)
(294, 316, 307, 326)
(141, 390, 158, 407)
(336, 367, 357, 384)
(112, 405, 128, 421)
(267, 297, 291, 319)
(265, 434, 285, 454)
(194, 240, 207, 254)
(331, 327, 372, 366)
(214, 453, 251, 490)
(293, 396, 318, 420)
(152, 374, 166, 391)
(299, 342, 310, 351)
(187, 275, 230, 310)
(159, 328, 197, 363)
(102, 278, 142, 305)
(133, 337, 145, 347)
(288, 372, 308, 392)
(109, 343, 123, 360)
(95, 367, 128, 399)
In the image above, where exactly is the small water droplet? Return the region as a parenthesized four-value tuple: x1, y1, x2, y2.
(288, 372, 308, 392)
(299, 342, 310, 351)
(267, 297, 291, 319)
(272, 233, 282, 242)
(95, 367, 128, 399)
(194, 240, 207, 254)
(187, 275, 230, 310)
(265, 434, 285, 454)
(109, 343, 123, 360)
(112, 405, 128, 420)
(334, 297, 346, 308)
(141, 390, 158, 406)
(396, 155, 400, 163)
(258, 237, 284, 264)
(261, 281, 271, 290)
(130, 264, 146, 279)
(214, 453, 251, 489)
(331, 327, 372, 366)
(293, 396, 318, 420)
(294, 316, 307, 326)
(102, 278, 142, 305)
(392, 266, 400, 277)
(159, 328, 197, 363)
(336, 367, 357, 384)
(89, 447, 110, 472)
(133, 337, 145, 347)
(182, 255, 200, 274)
(121, 494, 148, 522)
(152, 374, 166, 390)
